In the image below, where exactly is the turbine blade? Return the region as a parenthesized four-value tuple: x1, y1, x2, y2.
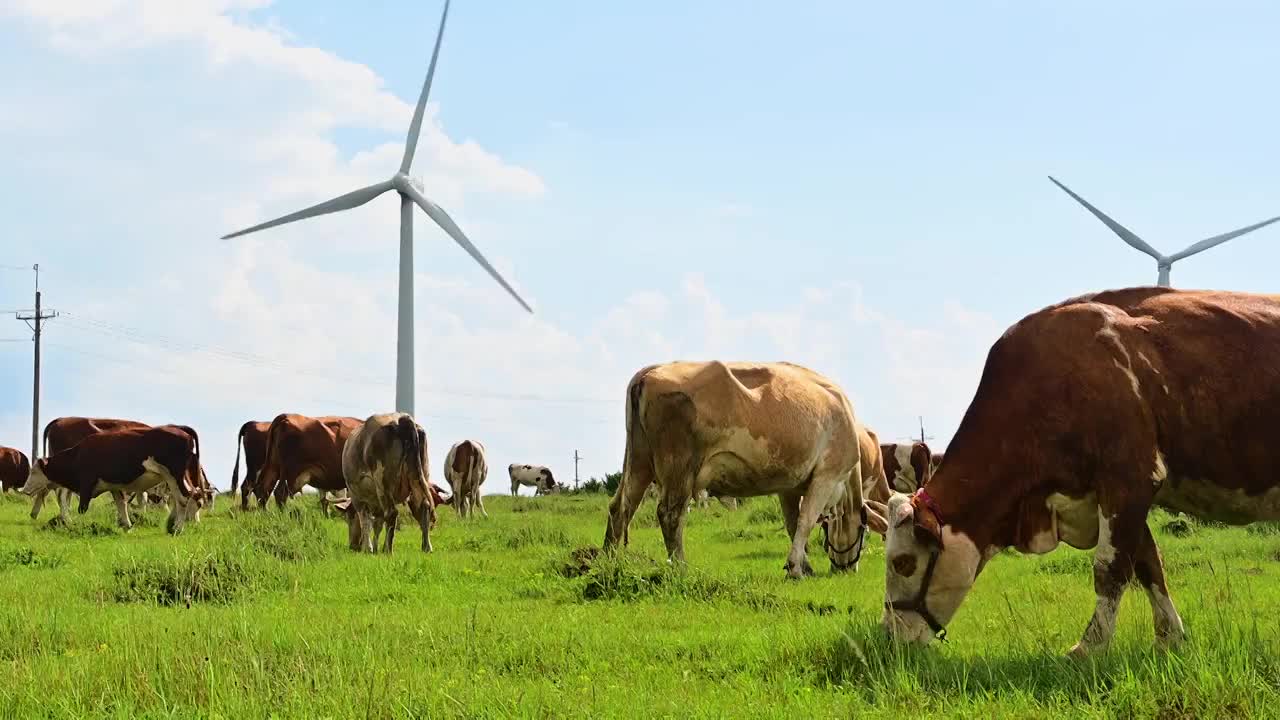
(1167, 215, 1280, 263)
(403, 186, 534, 313)
(1048, 176, 1164, 261)
(400, 0, 451, 173)
(222, 181, 394, 239)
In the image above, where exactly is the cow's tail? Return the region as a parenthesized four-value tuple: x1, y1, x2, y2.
(174, 425, 203, 497)
(41, 419, 54, 458)
(395, 415, 427, 504)
(231, 422, 248, 494)
(607, 367, 654, 549)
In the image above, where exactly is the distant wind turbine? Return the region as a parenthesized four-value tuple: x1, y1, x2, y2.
(221, 0, 532, 415)
(1048, 176, 1280, 287)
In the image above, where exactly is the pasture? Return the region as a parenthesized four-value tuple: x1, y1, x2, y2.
(0, 490, 1276, 719)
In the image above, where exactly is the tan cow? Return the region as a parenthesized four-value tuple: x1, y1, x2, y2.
(444, 439, 488, 519)
(334, 413, 434, 554)
(881, 441, 934, 493)
(604, 361, 888, 579)
(877, 288, 1280, 657)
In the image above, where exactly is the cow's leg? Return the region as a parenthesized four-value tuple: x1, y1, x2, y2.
(474, 490, 488, 519)
(57, 488, 73, 525)
(29, 486, 47, 519)
(778, 492, 801, 539)
(656, 484, 692, 564)
(383, 508, 398, 554)
(1069, 505, 1149, 657)
(511, 478, 520, 497)
(785, 474, 845, 580)
(604, 467, 653, 551)
(112, 491, 133, 530)
(1133, 523, 1186, 649)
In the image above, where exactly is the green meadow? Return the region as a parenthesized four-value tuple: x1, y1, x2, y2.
(0, 490, 1276, 719)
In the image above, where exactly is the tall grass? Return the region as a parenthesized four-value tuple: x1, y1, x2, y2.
(0, 495, 1275, 718)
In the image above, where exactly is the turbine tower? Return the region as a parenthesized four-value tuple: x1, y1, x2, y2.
(221, 0, 531, 415)
(1048, 176, 1280, 287)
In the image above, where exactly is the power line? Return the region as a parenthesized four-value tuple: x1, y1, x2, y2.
(59, 311, 617, 406)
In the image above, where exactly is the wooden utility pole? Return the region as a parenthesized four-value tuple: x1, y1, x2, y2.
(15, 265, 57, 461)
(573, 450, 582, 489)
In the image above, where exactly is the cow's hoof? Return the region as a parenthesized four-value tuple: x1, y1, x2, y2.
(45, 516, 66, 529)
(1066, 641, 1105, 660)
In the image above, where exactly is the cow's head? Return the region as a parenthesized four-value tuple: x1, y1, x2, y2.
(819, 491, 888, 573)
(539, 469, 557, 491)
(876, 490, 982, 644)
(21, 458, 49, 495)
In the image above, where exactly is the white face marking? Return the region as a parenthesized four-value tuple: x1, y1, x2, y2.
(22, 464, 50, 494)
(881, 492, 981, 644)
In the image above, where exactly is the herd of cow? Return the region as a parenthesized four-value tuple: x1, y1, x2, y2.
(0, 412, 560, 551)
(2, 286, 1279, 658)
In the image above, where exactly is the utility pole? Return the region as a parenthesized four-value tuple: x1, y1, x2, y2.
(15, 265, 57, 461)
(902, 416, 935, 446)
(573, 450, 582, 489)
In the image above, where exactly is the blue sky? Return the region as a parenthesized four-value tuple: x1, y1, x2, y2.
(2, 1, 1278, 494)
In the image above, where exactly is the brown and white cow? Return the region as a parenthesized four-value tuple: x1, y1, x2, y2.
(26, 417, 149, 522)
(604, 361, 888, 579)
(254, 413, 361, 511)
(509, 464, 557, 496)
(881, 441, 934, 494)
(0, 446, 30, 492)
(877, 288, 1280, 657)
(445, 439, 488, 518)
(24, 425, 209, 533)
(231, 420, 272, 510)
(334, 413, 435, 554)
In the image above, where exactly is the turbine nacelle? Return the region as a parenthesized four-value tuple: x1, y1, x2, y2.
(1049, 175, 1280, 288)
(219, 0, 531, 416)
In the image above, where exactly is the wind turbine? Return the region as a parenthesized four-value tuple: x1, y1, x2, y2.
(221, 0, 532, 415)
(1048, 176, 1280, 287)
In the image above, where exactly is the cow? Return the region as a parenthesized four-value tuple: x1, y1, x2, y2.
(930, 452, 944, 474)
(604, 361, 889, 579)
(24, 425, 209, 533)
(444, 439, 488, 518)
(509, 464, 557, 496)
(231, 420, 272, 510)
(254, 413, 361, 511)
(333, 413, 434, 554)
(876, 287, 1280, 657)
(881, 441, 934, 493)
(25, 416, 149, 522)
(0, 446, 30, 492)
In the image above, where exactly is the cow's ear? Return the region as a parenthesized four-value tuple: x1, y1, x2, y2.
(331, 497, 353, 515)
(910, 495, 943, 548)
(864, 503, 889, 536)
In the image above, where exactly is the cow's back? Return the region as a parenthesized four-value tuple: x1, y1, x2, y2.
(45, 417, 148, 456)
(947, 288, 1280, 524)
(639, 361, 856, 474)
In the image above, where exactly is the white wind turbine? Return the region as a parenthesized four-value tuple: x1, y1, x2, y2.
(221, 0, 532, 415)
(1049, 176, 1280, 287)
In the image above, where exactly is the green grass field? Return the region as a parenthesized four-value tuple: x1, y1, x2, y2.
(0, 489, 1276, 719)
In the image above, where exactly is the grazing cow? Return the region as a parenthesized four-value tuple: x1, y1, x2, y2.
(254, 414, 361, 510)
(881, 441, 934, 493)
(509, 464, 557, 496)
(26, 417, 149, 522)
(445, 440, 488, 518)
(604, 361, 889, 578)
(0, 447, 30, 492)
(24, 425, 209, 533)
(232, 420, 272, 509)
(334, 413, 434, 553)
(877, 288, 1280, 657)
